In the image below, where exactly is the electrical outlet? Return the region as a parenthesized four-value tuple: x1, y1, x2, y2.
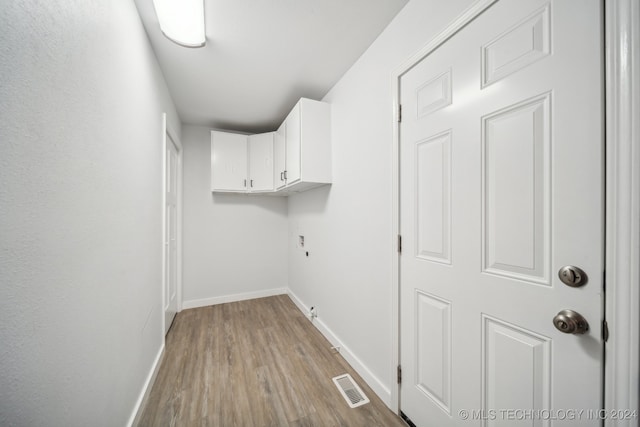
(298, 235, 305, 248)
(309, 306, 318, 320)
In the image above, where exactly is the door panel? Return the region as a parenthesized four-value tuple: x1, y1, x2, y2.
(285, 105, 301, 184)
(248, 132, 274, 192)
(415, 290, 452, 414)
(481, 5, 550, 87)
(482, 315, 551, 421)
(415, 130, 452, 264)
(164, 134, 179, 335)
(274, 122, 286, 189)
(482, 93, 550, 284)
(399, 0, 603, 425)
(211, 131, 247, 191)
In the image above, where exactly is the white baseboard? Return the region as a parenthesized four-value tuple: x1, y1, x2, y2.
(127, 343, 165, 427)
(182, 287, 288, 310)
(286, 289, 392, 407)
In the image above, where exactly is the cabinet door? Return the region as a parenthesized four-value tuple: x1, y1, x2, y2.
(285, 105, 301, 184)
(248, 132, 274, 192)
(211, 131, 247, 192)
(274, 122, 286, 190)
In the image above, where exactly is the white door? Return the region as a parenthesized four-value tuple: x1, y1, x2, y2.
(274, 122, 287, 189)
(399, 0, 603, 425)
(164, 133, 180, 335)
(285, 104, 301, 185)
(248, 132, 274, 192)
(211, 131, 248, 192)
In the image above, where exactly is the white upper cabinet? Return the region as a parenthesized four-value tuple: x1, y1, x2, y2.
(248, 132, 274, 192)
(211, 131, 247, 192)
(274, 121, 286, 190)
(278, 98, 331, 193)
(211, 98, 331, 195)
(284, 104, 301, 184)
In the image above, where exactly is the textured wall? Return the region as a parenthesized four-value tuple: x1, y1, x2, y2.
(181, 126, 288, 304)
(287, 0, 476, 406)
(0, 1, 180, 425)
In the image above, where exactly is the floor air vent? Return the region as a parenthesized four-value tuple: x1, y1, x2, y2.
(332, 374, 370, 408)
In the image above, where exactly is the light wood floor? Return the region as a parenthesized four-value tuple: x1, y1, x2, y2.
(136, 295, 406, 427)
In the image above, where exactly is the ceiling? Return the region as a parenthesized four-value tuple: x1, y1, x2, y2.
(134, 0, 408, 133)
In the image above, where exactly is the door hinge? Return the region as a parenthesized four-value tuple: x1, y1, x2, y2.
(602, 319, 609, 342)
(397, 104, 402, 123)
(397, 365, 402, 384)
(397, 235, 402, 254)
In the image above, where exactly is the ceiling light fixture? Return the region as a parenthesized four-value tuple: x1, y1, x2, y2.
(152, 0, 206, 48)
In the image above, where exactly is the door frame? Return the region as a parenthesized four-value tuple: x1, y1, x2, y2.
(161, 113, 183, 336)
(389, 0, 640, 422)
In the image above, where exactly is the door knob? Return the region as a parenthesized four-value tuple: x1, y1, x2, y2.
(553, 309, 589, 334)
(558, 265, 587, 287)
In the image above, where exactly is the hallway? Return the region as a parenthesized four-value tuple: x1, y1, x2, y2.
(137, 295, 405, 426)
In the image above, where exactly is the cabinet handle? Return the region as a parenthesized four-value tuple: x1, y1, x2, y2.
(280, 172, 284, 181)
(244, 179, 247, 187)
(250, 179, 254, 187)
(284, 170, 288, 180)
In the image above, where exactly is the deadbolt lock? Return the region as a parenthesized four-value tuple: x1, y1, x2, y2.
(553, 309, 589, 335)
(558, 265, 587, 287)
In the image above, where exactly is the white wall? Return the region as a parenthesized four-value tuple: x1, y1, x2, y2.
(287, 0, 476, 405)
(181, 126, 288, 307)
(0, 1, 180, 425)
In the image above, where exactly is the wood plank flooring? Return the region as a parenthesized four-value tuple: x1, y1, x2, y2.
(136, 295, 406, 427)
